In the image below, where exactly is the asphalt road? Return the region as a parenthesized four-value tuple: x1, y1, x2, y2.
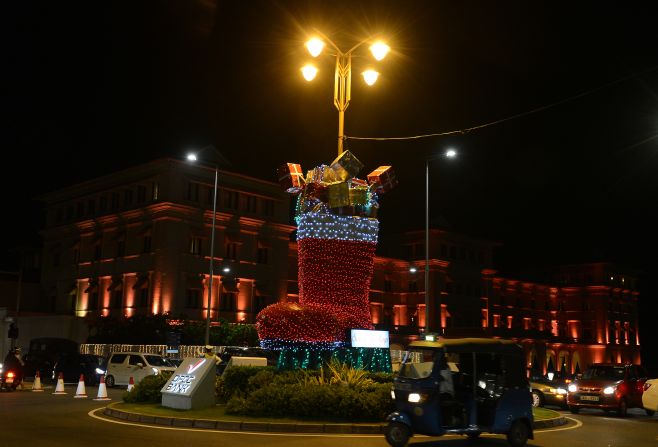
(1, 385, 657, 447)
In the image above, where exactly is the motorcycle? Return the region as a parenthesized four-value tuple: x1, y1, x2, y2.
(1, 351, 24, 391)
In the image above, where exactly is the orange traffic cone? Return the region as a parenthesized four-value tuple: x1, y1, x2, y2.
(74, 374, 87, 398)
(127, 376, 135, 392)
(53, 372, 67, 395)
(93, 375, 111, 401)
(32, 370, 44, 392)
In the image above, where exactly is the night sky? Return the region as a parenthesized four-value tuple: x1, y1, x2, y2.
(3, 2, 658, 360)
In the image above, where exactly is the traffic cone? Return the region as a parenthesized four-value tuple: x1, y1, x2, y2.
(31, 370, 44, 392)
(127, 376, 134, 392)
(74, 374, 87, 398)
(93, 375, 111, 401)
(52, 372, 67, 395)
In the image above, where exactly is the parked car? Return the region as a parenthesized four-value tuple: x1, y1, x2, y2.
(529, 372, 570, 409)
(104, 352, 176, 387)
(52, 353, 107, 385)
(641, 378, 657, 416)
(567, 363, 651, 416)
(22, 337, 79, 380)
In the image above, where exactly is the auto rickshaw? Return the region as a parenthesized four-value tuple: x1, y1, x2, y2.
(385, 337, 533, 447)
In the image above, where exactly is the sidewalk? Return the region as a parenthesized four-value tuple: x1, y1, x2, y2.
(102, 403, 567, 433)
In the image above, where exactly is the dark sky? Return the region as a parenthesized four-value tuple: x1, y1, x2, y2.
(3, 1, 658, 325)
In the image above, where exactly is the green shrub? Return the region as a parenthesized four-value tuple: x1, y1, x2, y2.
(123, 371, 173, 403)
(219, 366, 275, 402)
(365, 371, 395, 384)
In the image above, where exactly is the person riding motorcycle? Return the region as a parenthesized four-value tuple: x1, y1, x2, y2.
(2, 348, 25, 390)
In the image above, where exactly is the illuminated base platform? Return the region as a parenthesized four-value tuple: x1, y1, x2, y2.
(275, 347, 392, 373)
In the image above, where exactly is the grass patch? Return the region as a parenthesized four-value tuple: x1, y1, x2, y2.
(532, 406, 561, 420)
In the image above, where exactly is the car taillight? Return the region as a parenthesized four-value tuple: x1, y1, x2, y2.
(644, 382, 652, 391)
(7, 372, 14, 378)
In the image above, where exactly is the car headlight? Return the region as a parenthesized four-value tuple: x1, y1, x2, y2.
(603, 386, 616, 395)
(391, 390, 396, 400)
(407, 393, 427, 403)
(95, 368, 105, 375)
(556, 387, 567, 395)
(568, 384, 578, 393)
(152, 367, 159, 374)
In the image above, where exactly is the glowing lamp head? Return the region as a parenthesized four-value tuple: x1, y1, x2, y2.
(222, 266, 231, 273)
(568, 383, 577, 393)
(362, 69, 379, 86)
(305, 38, 325, 57)
(445, 148, 457, 158)
(370, 41, 390, 61)
(186, 153, 198, 162)
(409, 267, 418, 273)
(301, 64, 318, 81)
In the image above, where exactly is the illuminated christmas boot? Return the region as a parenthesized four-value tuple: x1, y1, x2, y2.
(257, 213, 378, 349)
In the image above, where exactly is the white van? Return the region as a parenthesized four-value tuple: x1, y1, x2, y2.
(104, 352, 176, 387)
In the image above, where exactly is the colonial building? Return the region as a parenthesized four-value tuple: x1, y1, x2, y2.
(36, 158, 642, 372)
(37, 158, 295, 324)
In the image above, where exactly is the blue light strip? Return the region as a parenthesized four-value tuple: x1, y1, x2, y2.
(295, 213, 379, 243)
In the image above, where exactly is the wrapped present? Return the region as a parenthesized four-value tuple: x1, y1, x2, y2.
(327, 181, 350, 208)
(307, 164, 338, 184)
(349, 185, 369, 206)
(349, 177, 369, 188)
(304, 182, 328, 202)
(277, 163, 305, 193)
(367, 165, 398, 194)
(330, 150, 364, 181)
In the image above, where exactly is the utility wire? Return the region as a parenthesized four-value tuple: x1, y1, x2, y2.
(345, 65, 658, 142)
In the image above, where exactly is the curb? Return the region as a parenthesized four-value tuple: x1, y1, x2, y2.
(102, 405, 567, 433)
(103, 407, 385, 433)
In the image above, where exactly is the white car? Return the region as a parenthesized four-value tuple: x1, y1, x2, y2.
(104, 352, 176, 387)
(642, 378, 657, 416)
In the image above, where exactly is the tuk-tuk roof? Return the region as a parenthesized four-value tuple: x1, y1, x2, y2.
(408, 337, 521, 354)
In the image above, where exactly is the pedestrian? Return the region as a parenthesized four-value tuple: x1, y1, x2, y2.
(200, 345, 222, 365)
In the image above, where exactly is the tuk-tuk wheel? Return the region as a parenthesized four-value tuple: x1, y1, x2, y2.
(506, 420, 529, 447)
(385, 422, 411, 447)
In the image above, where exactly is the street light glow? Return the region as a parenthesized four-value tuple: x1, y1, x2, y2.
(222, 267, 231, 273)
(445, 148, 457, 158)
(186, 153, 198, 162)
(362, 69, 379, 86)
(369, 42, 390, 61)
(305, 38, 325, 57)
(409, 267, 418, 273)
(301, 64, 318, 81)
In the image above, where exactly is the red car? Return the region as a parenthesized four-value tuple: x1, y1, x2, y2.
(567, 363, 650, 416)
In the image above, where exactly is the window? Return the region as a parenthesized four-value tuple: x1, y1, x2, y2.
(262, 198, 274, 216)
(72, 248, 79, 264)
(111, 192, 120, 210)
(257, 245, 269, 264)
(151, 182, 159, 201)
(190, 237, 202, 255)
(449, 246, 457, 259)
(207, 186, 216, 206)
(440, 244, 447, 257)
(88, 292, 98, 311)
(117, 239, 125, 257)
(66, 205, 74, 221)
(124, 189, 134, 206)
(143, 235, 152, 253)
(87, 199, 95, 215)
(111, 291, 122, 309)
(76, 202, 84, 218)
(137, 185, 146, 203)
(128, 355, 144, 366)
(138, 288, 148, 308)
(186, 289, 201, 308)
(110, 354, 127, 364)
(245, 195, 257, 213)
(187, 182, 200, 201)
(384, 279, 392, 292)
(99, 196, 107, 212)
(221, 292, 237, 311)
(446, 282, 453, 294)
(408, 280, 418, 292)
(94, 244, 102, 261)
(254, 296, 269, 314)
(224, 190, 239, 209)
(225, 240, 238, 260)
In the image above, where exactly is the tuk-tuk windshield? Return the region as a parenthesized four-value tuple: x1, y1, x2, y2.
(398, 349, 437, 379)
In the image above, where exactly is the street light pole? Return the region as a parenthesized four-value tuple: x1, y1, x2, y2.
(301, 34, 390, 156)
(205, 166, 218, 347)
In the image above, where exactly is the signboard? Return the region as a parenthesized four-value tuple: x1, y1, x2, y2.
(161, 357, 216, 410)
(350, 329, 390, 348)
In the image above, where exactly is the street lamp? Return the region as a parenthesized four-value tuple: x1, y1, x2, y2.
(424, 148, 457, 335)
(301, 33, 390, 156)
(186, 150, 219, 347)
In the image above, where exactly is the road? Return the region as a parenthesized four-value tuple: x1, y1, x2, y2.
(1, 385, 656, 447)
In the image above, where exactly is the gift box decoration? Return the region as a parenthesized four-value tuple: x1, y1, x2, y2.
(277, 163, 305, 193)
(349, 177, 369, 188)
(307, 164, 338, 184)
(330, 150, 364, 181)
(349, 185, 369, 206)
(367, 165, 398, 194)
(327, 181, 350, 208)
(304, 182, 328, 202)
